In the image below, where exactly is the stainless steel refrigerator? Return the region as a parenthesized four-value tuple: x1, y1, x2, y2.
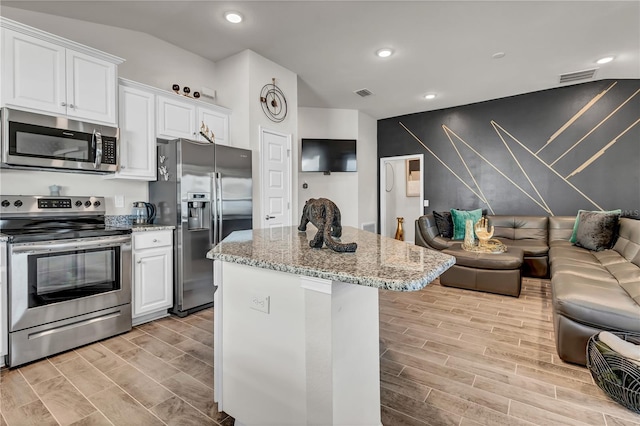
(149, 138, 252, 317)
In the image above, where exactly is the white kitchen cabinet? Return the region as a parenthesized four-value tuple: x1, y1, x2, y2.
(198, 106, 229, 145)
(0, 19, 123, 125)
(156, 95, 197, 140)
(1, 241, 7, 362)
(157, 94, 230, 144)
(132, 230, 173, 324)
(65, 50, 117, 124)
(113, 81, 156, 180)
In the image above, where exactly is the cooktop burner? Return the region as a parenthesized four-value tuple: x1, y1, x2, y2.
(0, 195, 132, 243)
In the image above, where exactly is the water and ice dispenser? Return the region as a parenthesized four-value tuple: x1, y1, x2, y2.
(186, 193, 210, 230)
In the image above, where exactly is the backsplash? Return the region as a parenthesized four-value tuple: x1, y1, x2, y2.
(105, 215, 133, 227)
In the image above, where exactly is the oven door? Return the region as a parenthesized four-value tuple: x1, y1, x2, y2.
(8, 235, 131, 332)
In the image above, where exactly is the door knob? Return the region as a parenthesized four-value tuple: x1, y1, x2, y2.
(265, 215, 276, 220)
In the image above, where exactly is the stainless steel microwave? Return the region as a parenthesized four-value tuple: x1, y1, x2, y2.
(1, 108, 119, 173)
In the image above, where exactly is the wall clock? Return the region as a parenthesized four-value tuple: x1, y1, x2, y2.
(260, 78, 288, 123)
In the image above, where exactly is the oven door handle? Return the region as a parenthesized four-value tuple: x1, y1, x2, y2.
(10, 236, 131, 254)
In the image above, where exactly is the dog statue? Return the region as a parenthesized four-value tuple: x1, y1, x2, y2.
(298, 198, 357, 253)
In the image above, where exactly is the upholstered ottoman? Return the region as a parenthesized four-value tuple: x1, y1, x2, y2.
(440, 244, 524, 297)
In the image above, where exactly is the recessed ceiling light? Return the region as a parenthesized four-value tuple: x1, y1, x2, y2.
(424, 93, 437, 100)
(376, 48, 394, 58)
(225, 11, 243, 24)
(596, 56, 614, 64)
(492, 52, 506, 59)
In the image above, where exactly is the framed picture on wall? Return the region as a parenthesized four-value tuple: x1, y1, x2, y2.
(406, 159, 420, 197)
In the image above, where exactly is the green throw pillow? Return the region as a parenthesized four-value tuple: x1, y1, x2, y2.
(569, 209, 621, 243)
(450, 208, 483, 240)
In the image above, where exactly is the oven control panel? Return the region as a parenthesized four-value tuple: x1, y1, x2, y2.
(0, 195, 106, 216)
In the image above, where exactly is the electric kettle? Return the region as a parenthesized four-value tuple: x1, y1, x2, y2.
(132, 201, 156, 225)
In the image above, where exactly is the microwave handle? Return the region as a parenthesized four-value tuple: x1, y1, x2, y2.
(93, 130, 103, 169)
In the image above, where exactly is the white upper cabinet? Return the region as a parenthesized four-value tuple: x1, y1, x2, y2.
(65, 50, 117, 124)
(1, 29, 67, 115)
(157, 94, 230, 144)
(156, 95, 196, 140)
(0, 18, 123, 125)
(198, 107, 229, 145)
(114, 81, 156, 180)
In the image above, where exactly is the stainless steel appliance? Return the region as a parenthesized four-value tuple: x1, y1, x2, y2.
(1, 108, 119, 173)
(131, 201, 156, 225)
(0, 195, 132, 367)
(150, 139, 252, 316)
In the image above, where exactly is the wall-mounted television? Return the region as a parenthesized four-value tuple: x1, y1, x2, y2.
(301, 138, 357, 172)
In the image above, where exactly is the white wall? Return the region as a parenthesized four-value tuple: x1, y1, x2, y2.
(217, 50, 298, 228)
(298, 108, 359, 227)
(357, 111, 377, 231)
(0, 169, 147, 215)
(298, 108, 377, 230)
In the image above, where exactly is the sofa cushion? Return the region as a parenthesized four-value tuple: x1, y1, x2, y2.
(488, 215, 548, 241)
(549, 216, 576, 242)
(569, 209, 621, 243)
(552, 273, 640, 333)
(495, 238, 548, 256)
(450, 208, 482, 240)
(432, 210, 453, 238)
(613, 218, 640, 268)
(573, 210, 620, 251)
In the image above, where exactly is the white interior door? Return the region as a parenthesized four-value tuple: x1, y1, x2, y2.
(260, 128, 292, 229)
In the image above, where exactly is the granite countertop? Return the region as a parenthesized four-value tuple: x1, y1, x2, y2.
(0, 234, 7, 242)
(207, 226, 455, 292)
(106, 224, 175, 232)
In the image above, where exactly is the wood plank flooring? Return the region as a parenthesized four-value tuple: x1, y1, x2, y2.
(380, 278, 640, 426)
(0, 309, 231, 426)
(2, 278, 639, 425)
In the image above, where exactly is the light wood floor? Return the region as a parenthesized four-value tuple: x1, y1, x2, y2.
(0, 308, 231, 426)
(2, 278, 639, 425)
(379, 278, 640, 426)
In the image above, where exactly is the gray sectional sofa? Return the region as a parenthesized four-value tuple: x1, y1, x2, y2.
(415, 213, 640, 366)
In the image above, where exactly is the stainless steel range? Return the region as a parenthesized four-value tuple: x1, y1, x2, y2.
(0, 195, 132, 367)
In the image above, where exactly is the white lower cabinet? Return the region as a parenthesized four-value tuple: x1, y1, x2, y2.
(132, 230, 173, 325)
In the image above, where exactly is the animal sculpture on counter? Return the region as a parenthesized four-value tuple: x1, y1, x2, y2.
(298, 198, 357, 253)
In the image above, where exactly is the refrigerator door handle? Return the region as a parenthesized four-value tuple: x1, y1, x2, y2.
(216, 173, 223, 242)
(212, 174, 219, 245)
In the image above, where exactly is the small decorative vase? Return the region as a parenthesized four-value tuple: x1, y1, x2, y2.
(463, 218, 476, 250)
(395, 217, 405, 241)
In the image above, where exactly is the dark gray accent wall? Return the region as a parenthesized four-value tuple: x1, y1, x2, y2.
(378, 79, 640, 218)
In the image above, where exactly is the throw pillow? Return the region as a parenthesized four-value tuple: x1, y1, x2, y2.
(450, 208, 483, 240)
(569, 209, 622, 243)
(432, 211, 453, 238)
(574, 210, 620, 251)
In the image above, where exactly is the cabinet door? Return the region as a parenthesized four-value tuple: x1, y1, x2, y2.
(116, 85, 156, 180)
(157, 95, 196, 140)
(133, 246, 173, 318)
(66, 50, 117, 124)
(198, 107, 229, 145)
(1, 29, 66, 115)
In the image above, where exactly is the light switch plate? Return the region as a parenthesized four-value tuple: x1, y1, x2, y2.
(115, 195, 125, 208)
(423, 199, 429, 207)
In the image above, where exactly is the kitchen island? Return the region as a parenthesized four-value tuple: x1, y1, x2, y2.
(207, 226, 455, 426)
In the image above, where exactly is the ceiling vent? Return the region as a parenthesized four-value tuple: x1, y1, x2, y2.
(354, 88, 373, 97)
(559, 68, 598, 84)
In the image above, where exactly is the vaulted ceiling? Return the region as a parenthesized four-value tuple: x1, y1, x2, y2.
(3, 1, 639, 119)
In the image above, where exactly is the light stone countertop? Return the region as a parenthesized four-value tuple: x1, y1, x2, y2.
(207, 226, 455, 292)
(0, 234, 7, 242)
(105, 224, 175, 232)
